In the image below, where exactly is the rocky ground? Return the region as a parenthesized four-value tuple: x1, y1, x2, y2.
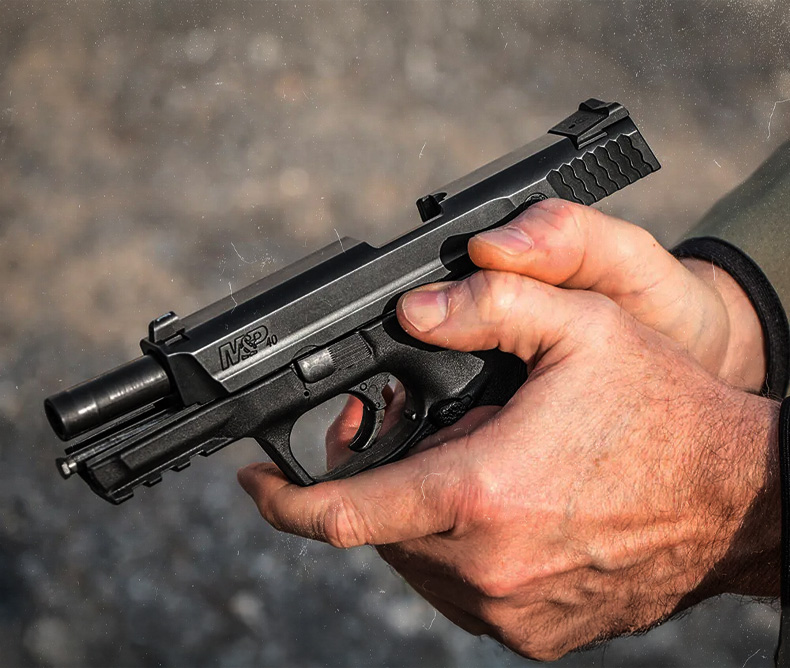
(2, 1, 790, 666)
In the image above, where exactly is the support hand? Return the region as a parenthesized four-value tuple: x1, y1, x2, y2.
(239, 260, 779, 660)
(469, 199, 766, 390)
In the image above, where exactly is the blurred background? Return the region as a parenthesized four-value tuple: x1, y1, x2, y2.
(2, 1, 790, 665)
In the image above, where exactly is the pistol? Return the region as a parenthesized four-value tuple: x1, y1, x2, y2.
(44, 99, 660, 504)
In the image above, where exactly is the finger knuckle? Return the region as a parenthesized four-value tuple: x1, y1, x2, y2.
(529, 198, 584, 233)
(450, 459, 503, 535)
(531, 197, 588, 244)
(259, 490, 286, 531)
(572, 291, 622, 332)
(322, 496, 369, 549)
(517, 640, 567, 663)
(465, 270, 522, 324)
(264, 502, 284, 531)
(464, 465, 501, 516)
(476, 574, 515, 600)
(468, 564, 521, 600)
(616, 224, 660, 268)
(588, 290, 622, 320)
(628, 223, 659, 251)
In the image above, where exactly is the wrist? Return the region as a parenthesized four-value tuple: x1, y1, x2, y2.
(681, 257, 767, 391)
(696, 391, 780, 600)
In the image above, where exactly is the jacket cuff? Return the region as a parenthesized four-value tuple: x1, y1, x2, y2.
(672, 236, 790, 399)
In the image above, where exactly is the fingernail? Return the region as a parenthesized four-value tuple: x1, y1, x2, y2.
(401, 290, 448, 332)
(475, 226, 534, 256)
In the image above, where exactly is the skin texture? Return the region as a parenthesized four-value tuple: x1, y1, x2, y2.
(466, 199, 766, 390)
(238, 200, 780, 660)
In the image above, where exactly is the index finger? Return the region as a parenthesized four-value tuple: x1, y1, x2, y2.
(237, 445, 463, 548)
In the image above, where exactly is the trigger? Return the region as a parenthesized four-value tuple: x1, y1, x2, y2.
(347, 373, 389, 452)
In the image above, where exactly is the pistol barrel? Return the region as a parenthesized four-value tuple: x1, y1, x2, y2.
(45, 355, 172, 440)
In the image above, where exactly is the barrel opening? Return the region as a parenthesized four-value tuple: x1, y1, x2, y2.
(44, 398, 69, 441)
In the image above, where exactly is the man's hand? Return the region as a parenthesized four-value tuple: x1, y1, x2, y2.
(239, 267, 780, 660)
(468, 198, 766, 390)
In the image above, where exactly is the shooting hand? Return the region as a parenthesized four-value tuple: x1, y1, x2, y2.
(239, 270, 779, 660)
(469, 199, 766, 390)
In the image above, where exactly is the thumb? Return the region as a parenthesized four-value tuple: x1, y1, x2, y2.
(396, 270, 594, 362)
(237, 447, 462, 547)
(468, 198, 701, 332)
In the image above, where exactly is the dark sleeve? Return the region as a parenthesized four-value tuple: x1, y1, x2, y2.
(675, 141, 790, 397)
(672, 237, 789, 399)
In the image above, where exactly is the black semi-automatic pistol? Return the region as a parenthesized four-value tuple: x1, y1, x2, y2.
(44, 99, 660, 504)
